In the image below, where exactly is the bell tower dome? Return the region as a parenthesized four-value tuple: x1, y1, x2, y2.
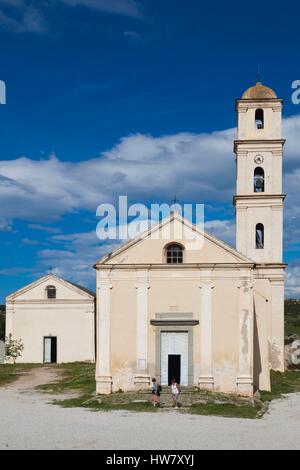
(234, 82, 285, 263)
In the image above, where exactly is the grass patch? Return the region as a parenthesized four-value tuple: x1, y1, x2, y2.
(260, 369, 300, 402)
(0, 363, 40, 386)
(52, 395, 157, 412)
(189, 402, 264, 419)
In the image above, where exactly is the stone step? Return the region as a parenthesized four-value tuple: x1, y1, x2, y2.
(137, 387, 201, 395)
(138, 394, 198, 399)
(143, 390, 210, 408)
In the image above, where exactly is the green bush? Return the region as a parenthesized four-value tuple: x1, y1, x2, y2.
(285, 300, 300, 337)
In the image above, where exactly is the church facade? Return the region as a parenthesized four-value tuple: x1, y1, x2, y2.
(94, 82, 286, 396)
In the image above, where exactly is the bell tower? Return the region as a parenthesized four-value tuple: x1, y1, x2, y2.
(234, 82, 285, 263)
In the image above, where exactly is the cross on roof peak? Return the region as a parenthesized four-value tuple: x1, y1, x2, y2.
(172, 194, 178, 205)
(256, 64, 262, 83)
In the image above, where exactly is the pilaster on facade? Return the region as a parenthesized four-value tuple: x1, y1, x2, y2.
(236, 277, 254, 396)
(198, 271, 215, 390)
(269, 277, 285, 372)
(134, 270, 150, 388)
(96, 271, 113, 395)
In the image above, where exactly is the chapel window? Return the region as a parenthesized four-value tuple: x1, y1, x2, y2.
(166, 243, 184, 264)
(46, 285, 56, 299)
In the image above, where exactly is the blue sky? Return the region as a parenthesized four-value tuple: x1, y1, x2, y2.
(0, 0, 300, 300)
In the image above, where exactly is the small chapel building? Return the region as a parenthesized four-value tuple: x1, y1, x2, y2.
(94, 81, 286, 396)
(5, 274, 96, 363)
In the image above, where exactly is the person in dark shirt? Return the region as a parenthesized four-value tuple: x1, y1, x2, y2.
(151, 377, 161, 407)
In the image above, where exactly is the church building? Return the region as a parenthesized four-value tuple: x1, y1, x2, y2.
(94, 82, 286, 396)
(5, 274, 96, 364)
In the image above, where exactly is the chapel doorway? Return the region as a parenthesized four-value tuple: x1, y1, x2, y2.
(160, 332, 188, 386)
(168, 354, 181, 385)
(43, 336, 57, 363)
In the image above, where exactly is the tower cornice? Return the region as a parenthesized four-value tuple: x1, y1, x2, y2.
(234, 139, 285, 153)
(233, 194, 286, 206)
(235, 98, 283, 110)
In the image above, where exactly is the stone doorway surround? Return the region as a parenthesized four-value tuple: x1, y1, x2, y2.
(150, 312, 198, 386)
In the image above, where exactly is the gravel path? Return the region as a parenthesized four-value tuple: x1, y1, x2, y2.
(0, 368, 300, 450)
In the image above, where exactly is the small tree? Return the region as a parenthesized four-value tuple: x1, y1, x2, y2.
(5, 335, 24, 364)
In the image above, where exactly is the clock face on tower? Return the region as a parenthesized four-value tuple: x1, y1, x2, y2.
(254, 154, 264, 165)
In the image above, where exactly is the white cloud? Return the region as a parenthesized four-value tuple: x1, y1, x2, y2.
(21, 5, 47, 33)
(0, 128, 237, 222)
(0, 267, 32, 276)
(123, 30, 142, 40)
(0, 0, 142, 34)
(0, 218, 13, 232)
(28, 223, 62, 234)
(0, 0, 25, 7)
(205, 219, 235, 246)
(0, 2, 48, 34)
(61, 0, 142, 18)
(37, 230, 120, 287)
(21, 237, 40, 245)
(286, 263, 300, 298)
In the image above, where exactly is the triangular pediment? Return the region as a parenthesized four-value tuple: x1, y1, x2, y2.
(95, 212, 253, 266)
(6, 274, 95, 301)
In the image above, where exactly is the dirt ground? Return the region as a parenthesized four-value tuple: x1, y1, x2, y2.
(1, 367, 300, 450)
(4, 366, 62, 391)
